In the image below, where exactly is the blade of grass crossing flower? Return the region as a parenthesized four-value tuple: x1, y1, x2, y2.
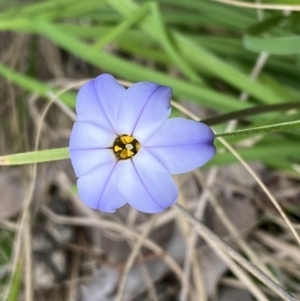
(216, 119, 300, 138)
(0, 148, 69, 166)
(207, 143, 299, 166)
(202, 102, 300, 126)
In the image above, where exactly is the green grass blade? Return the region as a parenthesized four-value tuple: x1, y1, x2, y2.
(216, 119, 300, 138)
(244, 15, 300, 55)
(93, 3, 150, 49)
(107, 0, 283, 104)
(244, 35, 300, 55)
(0, 63, 76, 107)
(148, 2, 203, 84)
(34, 20, 247, 112)
(207, 143, 299, 166)
(0, 148, 69, 165)
(7, 261, 22, 301)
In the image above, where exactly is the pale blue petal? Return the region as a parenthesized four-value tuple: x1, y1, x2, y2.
(144, 118, 215, 174)
(76, 80, 111, 131)
(70, 149, 116, 177)
(116, 82, 172, 140)
(69, 122, 115, 150)
(116, 148, 178, 213)
(76, 74, 125, 132)
(93, 74, 125, 132)
(77, 162, 126, 212)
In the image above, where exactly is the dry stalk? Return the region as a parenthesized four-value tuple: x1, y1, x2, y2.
(41, 206, 184, 281)
(4, 80, 88, 301)
(180, 49, 270, 301)
(169, 92, 300, 247)
(115, 215, 158, 301)
(175, 203, 299, 301)
(194, 169, 276, 282)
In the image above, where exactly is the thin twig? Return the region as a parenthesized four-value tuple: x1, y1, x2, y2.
(174, 203, 299, 301)
(139, 262, 159, 301)
(219, 137, 300, 246)
(115, 215, 158, 301)
(5, 80, 89, 301)
(176, 180, 204, 301)
(169, 92, 300, 247)
(194, 170, 276, 282)
(67, 248, 80, 301)
(176, 203, 269, 301)
(180, 169, 218, 301)
(41, 206, 184, 282)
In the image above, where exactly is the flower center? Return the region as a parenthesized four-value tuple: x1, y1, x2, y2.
(113, 135, 140, 160)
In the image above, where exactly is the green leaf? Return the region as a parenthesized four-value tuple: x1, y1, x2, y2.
(207, 143, 299, 166)
(244, 35, 300, 55)
(0, 148, 69, 165)
(7, 261, 22, 301)
(33, 20, 246, 112)
(107, 0, 282, 104)
(0, 63, 76, 107)
(216, 119, 300, 138)
(203, 102, 300, 126)
(244, 15, 300, 55)
(93, 3, 150, 50)
(147, 2, 203, 84)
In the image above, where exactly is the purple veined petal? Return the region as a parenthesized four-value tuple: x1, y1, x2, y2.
(70, 148, 116, 177)
(93, 74, 125, 132)
(76, 74, 125, 132)
(69, 122, 115, 150)
(144, 118, 216, 174)
(116, 82, 172, 141)
(116, 148, 178, 213)
(77, 162, 127, 212)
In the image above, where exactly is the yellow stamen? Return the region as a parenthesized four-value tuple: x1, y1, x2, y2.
(120, 135, 134, 144)
(113, 134, 141, 160)
(120, 149, 134, 159)
(114, 145, 123, 152)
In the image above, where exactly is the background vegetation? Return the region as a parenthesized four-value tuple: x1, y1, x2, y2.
(0, 0, 300, 300)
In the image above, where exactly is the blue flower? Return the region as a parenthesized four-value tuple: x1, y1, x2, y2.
(69, 74, 215, 213)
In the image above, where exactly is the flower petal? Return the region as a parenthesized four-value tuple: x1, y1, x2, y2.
(77, 162, 126, 212)
(70, 149, 115, 177)
(76, 74, 125, 132)
(69, 122, 115, 150)
(144, 118, 216, 174)
(116, 148, 178, 213)
(116, 82, 172, 141)
(93, 74, 125, 132)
